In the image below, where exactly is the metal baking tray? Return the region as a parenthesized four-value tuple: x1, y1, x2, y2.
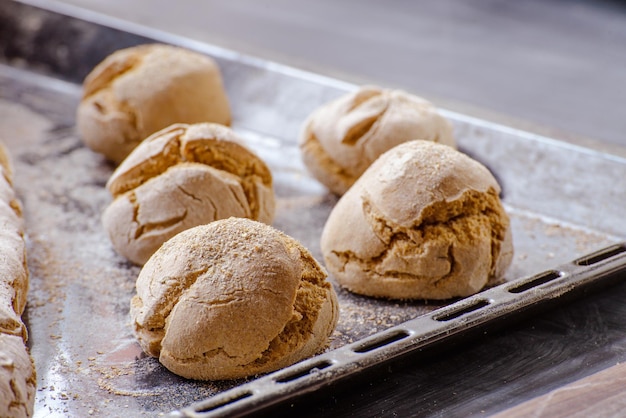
(2, 1, 626, 416)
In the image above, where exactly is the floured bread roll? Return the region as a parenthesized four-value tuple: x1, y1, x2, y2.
(299, 85, 455, 195)
(321, 140, 513, 300)
(0, 143, 36, 418)
(130, 217, 339, 380)
(103, 123, 275, 266)
(77, 43, 231, 163)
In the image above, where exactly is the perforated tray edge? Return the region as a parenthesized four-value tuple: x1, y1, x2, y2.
(171, 243, 626, 417)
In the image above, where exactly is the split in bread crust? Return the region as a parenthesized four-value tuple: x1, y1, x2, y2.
(103, 123, 275, 265)
(321, 140, 513, 300)
(130, 217, 339, 380)
(0, 143, 36, 418)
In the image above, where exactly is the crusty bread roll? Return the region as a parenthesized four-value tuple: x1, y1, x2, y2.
(0, 143, 36, 418)
(130, 217, 339, 380)
(299, 85, 455, 195)
(321, 140, 513, 300)
(77, 43, 231, 163)
(103, 122, 275, 266)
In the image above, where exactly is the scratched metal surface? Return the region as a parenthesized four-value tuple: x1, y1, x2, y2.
(1, 1, 626, 416)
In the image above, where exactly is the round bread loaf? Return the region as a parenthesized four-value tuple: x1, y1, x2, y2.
(130, 217, 339, 380)
(77, 43, 231, 163)
(321, 140, 513, 300)
(299, 85, 455, 195)
(103, 123, 275, 266)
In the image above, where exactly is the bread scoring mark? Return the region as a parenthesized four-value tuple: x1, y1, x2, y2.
(137, 267, 209, 337)
(180, 280, 331, 370)
(167, 241, 333, 373)
(0, 309, 25, 339)
(108, 127, 184, 197)
(244, 249, 333, 367)
(331, 188, 508, 291)
(114, 96, 141, 145)
(134, 210, 188, 240)
(346, 87, 382, 112)
(301, 129, 355, 190)
(341, 114, 382, 147)
(8, 378, 21, 410)
(341, 90, 388, 147)
(81, 46, 148, 99)
(112, 127, 271, 220)
(184, 139, 272, 220)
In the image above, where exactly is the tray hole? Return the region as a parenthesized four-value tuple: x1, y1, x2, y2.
(194, 391, 253, 413)
(575, 244, 626, 266)
(433, 299, 491, 322)
(274, 360, 333, 383)
(353, 330, 410, 354)
(508, 270, 563, 294)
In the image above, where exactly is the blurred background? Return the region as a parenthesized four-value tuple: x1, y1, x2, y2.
(55, 0, 626, 150)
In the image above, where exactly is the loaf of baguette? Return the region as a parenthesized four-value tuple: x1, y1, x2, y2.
(0, 142, 36, 418)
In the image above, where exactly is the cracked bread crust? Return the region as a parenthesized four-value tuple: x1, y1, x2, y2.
(321, 140, 513, 300)
(0, 145, 28, 340)
(0, 143, 35, 418)
(299, 85, 456, 195)
(77, 43, 231, 163)
(0, 334, 36, 418)
(130, 217, 339, 380)
(102, 123, 275, 266)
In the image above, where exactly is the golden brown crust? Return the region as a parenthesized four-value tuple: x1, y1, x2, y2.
(130, 217, 338, 380)
(102, 123, 275, 265)
(299, 86, 456, 195)
(76, 43, 231, 163)
(321, 140, 513, 300)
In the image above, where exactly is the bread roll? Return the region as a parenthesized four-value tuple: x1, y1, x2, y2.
(130, 217, 339, 380)
(77, 43, 231, 163)
(0, 143, 36, 418)
(300, 86, 455, 195)
(321, 140, 513, 300)
(103, 123, 275, 265)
